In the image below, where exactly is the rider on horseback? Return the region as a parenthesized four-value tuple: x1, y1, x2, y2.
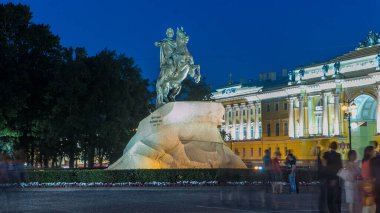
(155, 27, 201, 108)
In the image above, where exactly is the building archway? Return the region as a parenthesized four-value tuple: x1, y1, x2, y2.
(350, 94, 377, 159)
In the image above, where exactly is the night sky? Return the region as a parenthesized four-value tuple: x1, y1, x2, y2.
(7, 0, 380, 89)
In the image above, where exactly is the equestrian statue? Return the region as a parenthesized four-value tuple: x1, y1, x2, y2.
(155, 27, 201, 108)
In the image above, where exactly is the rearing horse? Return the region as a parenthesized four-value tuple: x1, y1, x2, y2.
(156, 28, 201, 108)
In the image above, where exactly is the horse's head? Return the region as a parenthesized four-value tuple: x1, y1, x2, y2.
(176, 27, 189, 44)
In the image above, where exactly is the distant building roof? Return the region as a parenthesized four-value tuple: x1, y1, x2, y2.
(301, 44, 380, 69)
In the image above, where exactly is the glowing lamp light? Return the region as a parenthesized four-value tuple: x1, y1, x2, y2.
(341, 104, 348, 111)
(351, 122, 358, 129)
(254, 166, 259, 170)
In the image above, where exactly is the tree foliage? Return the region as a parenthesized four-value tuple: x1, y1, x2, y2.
(0, 3, 151, 167)
(176, 77, 212, 101)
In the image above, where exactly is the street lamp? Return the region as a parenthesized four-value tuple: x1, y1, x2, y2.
(342, 100, 357, 150)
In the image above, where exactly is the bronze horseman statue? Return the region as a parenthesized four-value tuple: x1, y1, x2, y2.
(108, 27, 247, 170)
(155, 27, 201, 108)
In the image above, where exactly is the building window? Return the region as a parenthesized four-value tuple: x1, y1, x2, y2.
(235, 126, 239, 140)
(229, 112, 231, 117)
(243, 125, 247, 139)
(250, 109, 253, 115)
(316, 115, 322, 135)
(259, 122, 262, 138)
(275, 103, 279, 111)
(250, 148, 253, 157)
(258, 107, 261, 114)
(284, 102, 288, 110)
(242, 148, 246, 157)
(285, 146, 288, 155)
(259, 148, 262, 157)
(284, 122, 288, 136)
(236, 111, 238, 116)
(275, 123, 280, 136)
(235, 148, 239, 155)
(251, 123, 254, 139)
(266, 104, 270, 112)
(267, 123, 271, 137)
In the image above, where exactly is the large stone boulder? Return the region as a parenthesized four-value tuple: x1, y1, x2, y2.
(108, 102, 246, 169)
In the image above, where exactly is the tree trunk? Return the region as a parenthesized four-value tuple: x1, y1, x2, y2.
(59, 154, 63, 167)
(68, 144, 75, 168)
(30, 141, 35, 166)
(88, 147, 95, 168)
(43, 154, 49, 168)
(99, 148, 103, 167)
(39, 151, 43, 168)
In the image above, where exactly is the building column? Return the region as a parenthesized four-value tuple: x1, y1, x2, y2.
(225, 105, 231, 139)
(299, 95, 305, 137)
(322, 93, 329, 136)
(334, 93, 341, 136)
(247, 102, 252, 139)
(254, 102, 261, 139)
(231, 104, 237, 140)
(288, 97, 295, 138)
(376, 86, 380, 134)
(239, 103, 245, 140)
(308, 96, 314, 136)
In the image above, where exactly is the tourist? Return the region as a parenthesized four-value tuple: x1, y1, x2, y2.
(318, 147, 328, 212)
(322, 141, 342, 213)
(338, 150, 361, 213)
(361, 146, 376, 213)
(270, 152, 282, 194)
(262, 149, 271, 192)
(369, 141, 380, 157)
(370, 150, 380, 213)
(285, 153, 297, 193)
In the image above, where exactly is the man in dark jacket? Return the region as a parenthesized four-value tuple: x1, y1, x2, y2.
(322, 141, 342, 213)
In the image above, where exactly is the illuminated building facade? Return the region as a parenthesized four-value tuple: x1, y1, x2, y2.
(212, 31, 380, 167)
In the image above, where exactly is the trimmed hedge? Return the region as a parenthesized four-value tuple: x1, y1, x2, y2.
(23, 168, 319, 183)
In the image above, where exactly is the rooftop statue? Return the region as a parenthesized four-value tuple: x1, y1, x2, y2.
(358, 31, 380, 48)
(155, 27, 201, 108)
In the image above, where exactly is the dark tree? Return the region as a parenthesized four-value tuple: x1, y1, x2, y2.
(0, 3, 151, 168)
(176, 77, 212, 101)
(0, 3, 64, 165)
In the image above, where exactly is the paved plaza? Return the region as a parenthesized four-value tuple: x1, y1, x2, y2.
(1, 185, 348, 213)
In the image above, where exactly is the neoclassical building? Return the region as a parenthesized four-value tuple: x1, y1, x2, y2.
(212, 31, 380, 167)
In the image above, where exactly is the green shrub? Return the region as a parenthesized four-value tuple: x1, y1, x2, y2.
(24, 168, 319, 183)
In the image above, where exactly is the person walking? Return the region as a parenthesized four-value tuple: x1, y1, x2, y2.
(361, 146, 376, 213)
(318, 147, 328, 213)
(370, 150, 380, 213)
(322, 141, 342, 213)
(262, 149, 271, 192)
(270, 152, 283, 194)
(370, 141, 380, 157)
(338, 150, 361, 213)
(286, 153, 297, 194)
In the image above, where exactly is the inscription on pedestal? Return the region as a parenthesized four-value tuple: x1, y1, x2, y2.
(150, 116, 162, 127)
